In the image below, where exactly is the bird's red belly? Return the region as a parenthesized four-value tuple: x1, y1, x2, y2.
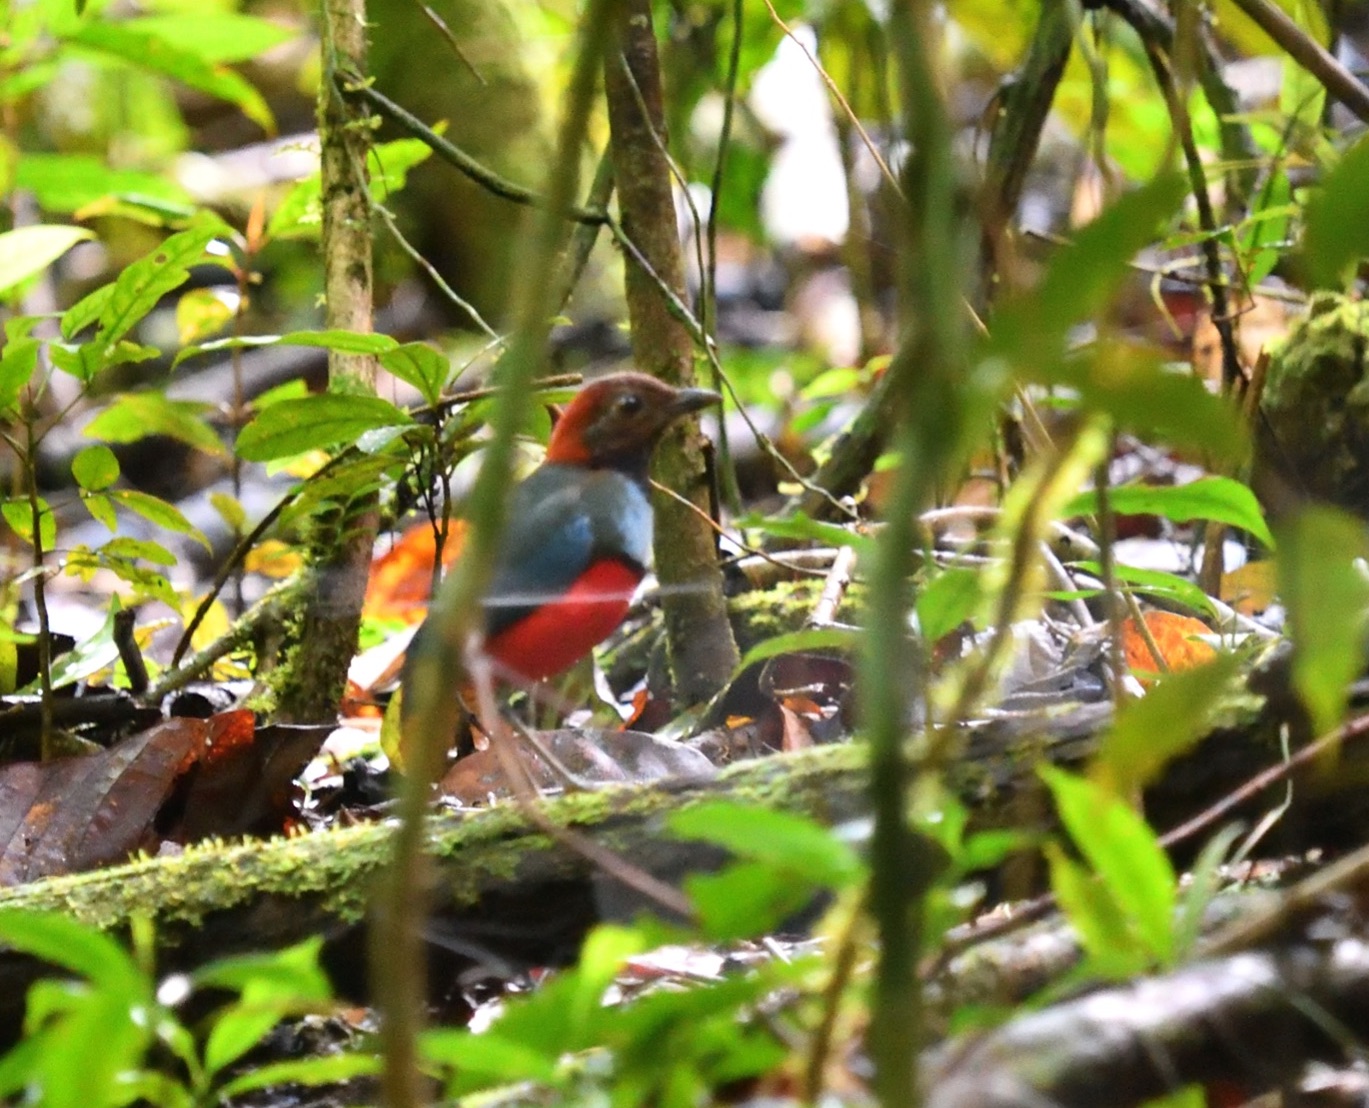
(485, 559, 642, 680)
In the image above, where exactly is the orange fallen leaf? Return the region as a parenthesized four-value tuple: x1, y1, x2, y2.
(1122, 611, 1216, 680)
(364, 519, 464, 624)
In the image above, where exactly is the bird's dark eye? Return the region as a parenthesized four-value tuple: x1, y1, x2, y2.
(617, 393, 644, 416)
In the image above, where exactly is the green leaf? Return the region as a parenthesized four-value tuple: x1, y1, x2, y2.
(917, 565, 982, 642)
(1047, 343, 1246, 460)
(125, 13, 296, 63)
(1044, 843, 1152, 978)
(0, 337, 39, 414)
(236, 394, 412, 461)
(1, 497, 55, 549)
(732, 626, 858, 674)
(82, 493, 117, 531)
(737, 512, 875, 560)
(380, 342, 450, 406)
(62, 222, 223, 353)
(669, 803, 863, 889)
(175, 328, 399, 367)
(85, 393, 225, 455)
(1068, 476, 1274, 550)
(1068, 561, 1216, 617)
(1041, 765, 1177, 965)
(101, 536, 177, 566)
(65, 22, 275, 134)
(420, 1029, 558, 1088)
(215, 1054, 383, 1100)
(1093, 654, 1242, 795)
(0, 911, 143, 992)
(71, 444, 120, 491)
(16, 153, 193, 214)
(0, 224, 94, 296)
(175, 287, 234, 345)
(194, 937, 332, 1000)
(1303, 132, 1369, 288)
(266, 137, 434, 241)
(109, 489, 210, 549)
(1173, 823, 1243, 958)
(991, 173, 1187, 358)
(1276, 506, 1369, 736)
(684, 860, 822, 940)
(44, 598, 124, 690)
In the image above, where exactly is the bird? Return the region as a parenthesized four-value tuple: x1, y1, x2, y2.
(423, 371, 720, 683)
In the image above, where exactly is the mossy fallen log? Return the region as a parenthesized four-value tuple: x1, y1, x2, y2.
(0, 670, 1364, 1041)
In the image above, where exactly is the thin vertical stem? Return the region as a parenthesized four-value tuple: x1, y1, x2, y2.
(383, 2, 618, 1104)
(864, 0, 969, 1102)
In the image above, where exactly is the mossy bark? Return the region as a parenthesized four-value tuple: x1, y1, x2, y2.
(603, 0, 739, 704)
(275, 0, 379, 723)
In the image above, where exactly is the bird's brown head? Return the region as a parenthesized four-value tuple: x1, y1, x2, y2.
(545, 372, 720, 469)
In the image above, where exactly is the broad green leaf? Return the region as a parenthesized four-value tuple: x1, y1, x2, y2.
(62, 222, 223, 349)
(210, 491, 247, 532)
(1068, 476, 1274, 550)
(420, 1030, 558, 1087)
(0, 337, 39, 414)
(1041, 765, 1177, 965)
(194, 937, 331, 1000)
(380, 342, 450, 406)
(82, 493, 117, 531)
(110, 489, 209, 548)
(736, 511, 875, 559)
(0, 224, 94, 296)
(732, 626, 858, 674)
(1, 496, 55, 549)
(67, 548, 178, 608)
(0, 911, 143, 991)
(236, 394, 412, 461)
(478, 924, 648, 1062)
(65, 22, 275, 134)
(175, 328, 399, 367)
(1276, 506, 1369, 736)
(175, 287, 235, 345)
(127, 13, 295, 63)
(669, 803, 863, 889)
(101, 536, 176, 566)
(1050, 343, 1246, 460)
(991, 174, 1186, 358)
(85, 393, 224, 455)
(1045, 844, 1152, 978)
(71, 444, 119, 491)
(1068, 561, 1216, 617)
(216, 1054, 383, 1100)
(917, 565, 982, 642)
(1304, 133, 1369, 288)
(44, 598, 124, 690)
(49, 338, 160, 383)
(1093, 653, 1242, 796)
(16, 153, 193, 214)
(685, 860, 821, 940)
(266, 138, 433, 241)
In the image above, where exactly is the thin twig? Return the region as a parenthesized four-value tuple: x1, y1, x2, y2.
(1222, 0, 1369, 123)
(344, 80, 610, 224)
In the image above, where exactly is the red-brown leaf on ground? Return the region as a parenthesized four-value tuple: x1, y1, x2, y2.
(0, 710, 331, 886)
(170, 714, 332, 842)
(0, 717, 205, 886)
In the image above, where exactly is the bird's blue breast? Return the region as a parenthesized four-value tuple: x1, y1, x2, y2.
(483, 465, 653, 637)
